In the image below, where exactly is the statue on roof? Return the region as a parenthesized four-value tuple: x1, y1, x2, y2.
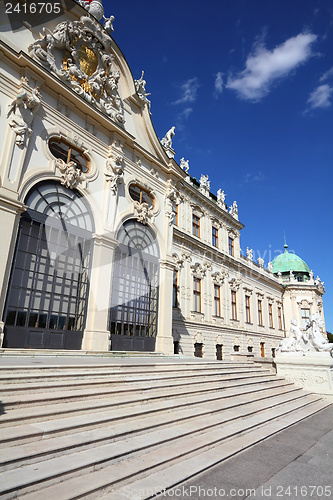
(135, 71, 151, 112)
(161, 126, 175, 149)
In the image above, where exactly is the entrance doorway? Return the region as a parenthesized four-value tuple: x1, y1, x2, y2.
(3, 181, 94, 349)
(109, 220, 159, 351)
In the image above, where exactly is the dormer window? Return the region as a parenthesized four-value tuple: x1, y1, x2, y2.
(129, 184, 154, 209)
(49, 138, 90, 173)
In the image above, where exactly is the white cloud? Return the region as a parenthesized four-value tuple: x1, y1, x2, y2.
(214, 72, 224, 97)
(173, 78, 200, 105)
(306, 84, 333, 109)
(226, 33, 317, 101)
(319, 66, 333, 82)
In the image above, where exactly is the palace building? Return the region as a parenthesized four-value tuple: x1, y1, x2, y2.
(0, 0, 326, 359)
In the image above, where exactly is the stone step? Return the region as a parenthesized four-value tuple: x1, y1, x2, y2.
(1, 373, 284, 413)
(0, 385, 303, 468)
(104, 401, 330, 500)
(0, 368, 271, 394)
(0, 379, 292, 437)
(0, 397, 327, 498)
(0, 364, 259, 383)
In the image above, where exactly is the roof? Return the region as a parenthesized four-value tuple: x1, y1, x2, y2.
(272, 244, 310, 274)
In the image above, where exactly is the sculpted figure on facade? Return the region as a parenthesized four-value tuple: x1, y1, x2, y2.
(56, 159, 85, 189)
(180, 157, 190, 174)
(134, 201, 153, 225)
(161, 126, 175, 149)
(267, 261, 273, 272)
(105, 152, 124, 194)
(135, 71, 151, 112)
(7, 87, 41, 147)
(165, 180, 181, 225)
(103, 15, 115, 32)
(199, 174, 210, 196)
(217, 189, 226, 208)
(257, 257, 264, 267)
(28, 15, 125, 124)
(246, 247, 253, 260)
(229, 201, 238, 219)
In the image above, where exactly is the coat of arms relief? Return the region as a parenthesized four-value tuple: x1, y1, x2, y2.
(28, 15, 124, 124)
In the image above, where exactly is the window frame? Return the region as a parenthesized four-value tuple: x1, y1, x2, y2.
(228, 237, 234, 256)
(258, 299, 263, 326)
(193, 277, 201, 312)
(214, 284, 221, 317)
(231, 290, 237, 320)
(245, 295, 251, 323)
(212, 226, 218, 247)
(278, 306, 283, 330)
(268, 303, 274, 328)
(192, 214, 200, 238)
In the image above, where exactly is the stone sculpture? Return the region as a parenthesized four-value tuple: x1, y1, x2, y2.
(7, 87, 41, 147)
(180, 157, 189, 173)
(161, 126, 175, 148)
(135, 71, 151, 112)
(277, 313, 333, 355)
(105, 152, 124, 194)
(56, 159, 85, 189)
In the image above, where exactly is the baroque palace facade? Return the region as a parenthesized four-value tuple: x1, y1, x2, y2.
(0, 0, 326, 359)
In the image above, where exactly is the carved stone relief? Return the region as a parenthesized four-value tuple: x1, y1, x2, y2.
(55, 158, 85, 189)
(28, 15, 124, 123)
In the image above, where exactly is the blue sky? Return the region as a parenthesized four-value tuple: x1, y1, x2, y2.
(104, 0, 333, 331)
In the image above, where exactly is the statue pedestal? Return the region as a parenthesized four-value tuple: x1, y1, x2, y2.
(275, 352, 333, 401)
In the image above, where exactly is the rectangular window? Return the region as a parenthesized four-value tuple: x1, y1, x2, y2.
(258, 299, 263, 326)
(212, 226, 218, 247)
(231, 290, 237, 320)
(173, 270, 178, 308)
(245, 295, 251, 323)
(278, 306, 283, 330)
(268, 303, 274, 328)
(301, 308, 310, 328)
(194, 342, 203, 358)
(214, 284, 221, 317)
(193, 278, 201, 312)
(192, 215, 200, 237)
(228, 237, 234, 256)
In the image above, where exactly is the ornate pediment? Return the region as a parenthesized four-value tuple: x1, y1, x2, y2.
(28, 16, 124, 124)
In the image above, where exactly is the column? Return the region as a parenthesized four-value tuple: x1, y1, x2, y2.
(155, 258, 174, 354)
(82, 234, 118, 351)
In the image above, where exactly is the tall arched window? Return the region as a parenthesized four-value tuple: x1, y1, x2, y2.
(109, 220, 160, 351)
(3, 181, 94, 349)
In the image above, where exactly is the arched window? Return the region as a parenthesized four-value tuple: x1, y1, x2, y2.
(109, 220, 159, 351)
(3, 181, 94, 350)
(49, 138, 90, 173)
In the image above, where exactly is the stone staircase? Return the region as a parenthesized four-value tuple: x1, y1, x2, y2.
(0, 359, 330, 499)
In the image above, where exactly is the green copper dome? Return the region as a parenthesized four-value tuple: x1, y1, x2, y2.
(272, 245, 310, 275)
